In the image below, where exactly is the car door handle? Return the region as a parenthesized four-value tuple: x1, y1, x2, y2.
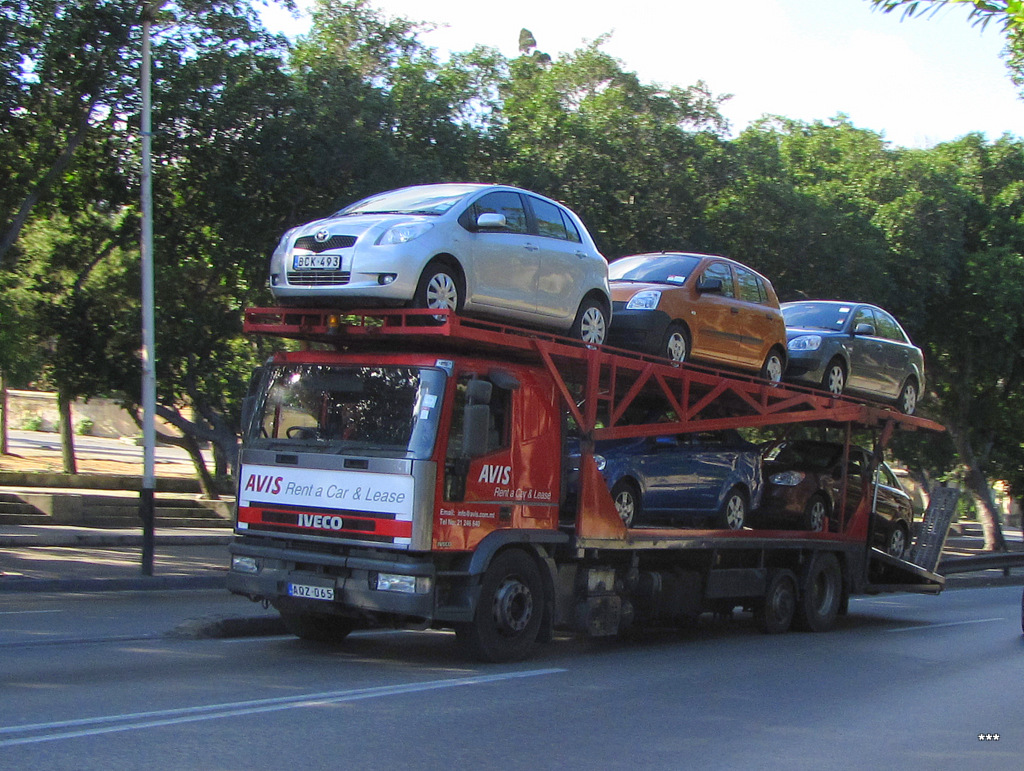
(524, 243, 539, 252)
(575, 251, 588, 259)
(730, 307, 740, 314)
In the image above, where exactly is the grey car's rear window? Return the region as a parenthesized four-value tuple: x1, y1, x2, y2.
(782, 303, 851, 331)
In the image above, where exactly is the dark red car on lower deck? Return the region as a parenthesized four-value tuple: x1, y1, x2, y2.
(752, 439, 915, 558)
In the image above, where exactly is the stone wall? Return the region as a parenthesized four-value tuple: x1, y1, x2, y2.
(3, 390, 178, 438)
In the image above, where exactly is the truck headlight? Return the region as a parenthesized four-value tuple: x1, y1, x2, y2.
(373, 573, 432, 594)
(231, 555, 260, 574)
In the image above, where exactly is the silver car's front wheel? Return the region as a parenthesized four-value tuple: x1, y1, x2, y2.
(572, 298, 608, 345)
(414, 261, 462, 323)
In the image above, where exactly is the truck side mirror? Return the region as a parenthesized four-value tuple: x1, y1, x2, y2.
(462, 403, 492, 458)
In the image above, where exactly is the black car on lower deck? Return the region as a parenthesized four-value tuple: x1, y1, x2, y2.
(753, 439, 915, 558)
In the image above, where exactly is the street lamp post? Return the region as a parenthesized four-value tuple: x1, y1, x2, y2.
(139, 1, 163, 576)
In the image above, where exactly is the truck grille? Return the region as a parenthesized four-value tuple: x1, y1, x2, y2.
(286, 270, 351, 286)
(293, 235, 356, 253)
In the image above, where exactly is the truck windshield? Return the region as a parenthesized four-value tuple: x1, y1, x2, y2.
(247, 364, 446, 459)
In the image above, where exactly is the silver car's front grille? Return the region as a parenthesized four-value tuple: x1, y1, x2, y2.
(293, 235, 357, 253)
(286, 270, 351, 286)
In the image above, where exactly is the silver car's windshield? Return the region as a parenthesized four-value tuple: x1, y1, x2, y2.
(247, 364, 446, 459)
(335, 185, 480, 217)
(782, 303, 851, 331)
(609, 254, 702, 285)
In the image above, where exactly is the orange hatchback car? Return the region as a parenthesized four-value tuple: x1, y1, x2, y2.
(606, 252, 788, 380)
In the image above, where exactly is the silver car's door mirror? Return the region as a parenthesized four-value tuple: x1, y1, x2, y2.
(476, 212, 507, 230)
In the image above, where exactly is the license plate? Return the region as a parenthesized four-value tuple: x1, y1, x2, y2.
(287, 583, 335, 601)
(293, 254, 340, 270)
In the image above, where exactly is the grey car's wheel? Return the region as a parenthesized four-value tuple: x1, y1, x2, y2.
(610, 479, 641, 527)
(803, 494, 828, 532)
(717, 487, 747, 530)
(572, 297, 608, 345)
(413, 260, 462, 323)
(886, 522, 910, 559)
(755, 569, 797, 634)
(822, 359, 846, 396)
(897, 379, 918, 415)
(661, 323, 689, 362)
(455, 549, 544, 663)
(761, 350, 785, 383)
(793, 552, 842, 633)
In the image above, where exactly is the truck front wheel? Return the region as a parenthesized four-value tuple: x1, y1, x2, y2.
(456, 549, 544, 663)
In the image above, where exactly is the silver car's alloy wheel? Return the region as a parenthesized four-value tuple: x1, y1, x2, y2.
(579, 306, 607, 345)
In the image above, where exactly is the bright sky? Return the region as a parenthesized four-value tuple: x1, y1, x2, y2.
(261, 0, 1024, 149)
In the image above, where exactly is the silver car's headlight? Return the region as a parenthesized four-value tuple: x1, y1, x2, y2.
(376, 222, 434, 245)
(788, 335, 822, 352)
(625, 290, 661, 310)
(272, 227, 299, 261)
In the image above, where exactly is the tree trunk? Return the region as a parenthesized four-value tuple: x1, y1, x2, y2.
(58, 392, 77, 475)
(180, 431, 219, 500)
(951, 428, 1007, 551)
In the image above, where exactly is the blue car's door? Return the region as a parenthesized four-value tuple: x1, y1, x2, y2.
(641, 434, 737, 521)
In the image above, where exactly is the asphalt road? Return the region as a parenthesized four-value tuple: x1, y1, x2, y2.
(1, 585, 1021, 770)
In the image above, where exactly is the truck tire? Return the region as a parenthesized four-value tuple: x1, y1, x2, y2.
(755, 569, 797, 634)
(456, 549, 544, 663)
(279, 611, 357, 643)
(793, 552, 842, 633)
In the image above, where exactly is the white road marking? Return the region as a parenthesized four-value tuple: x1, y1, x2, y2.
(0, 609, 62, 615)
(885, 617, 1006, 633)
(0, 668, 566, 747)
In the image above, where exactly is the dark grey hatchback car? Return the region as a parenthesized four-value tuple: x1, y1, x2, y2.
(782, 301, 925, 414)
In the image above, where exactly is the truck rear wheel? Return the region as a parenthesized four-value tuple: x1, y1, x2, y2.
(793, 553, 842, 633)
(456, 549, 544, 663)
(755, 569, 797, 634)
(279, 610, 357, 643)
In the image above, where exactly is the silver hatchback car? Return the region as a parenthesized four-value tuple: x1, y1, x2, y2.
(268, 183, 612, 343)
